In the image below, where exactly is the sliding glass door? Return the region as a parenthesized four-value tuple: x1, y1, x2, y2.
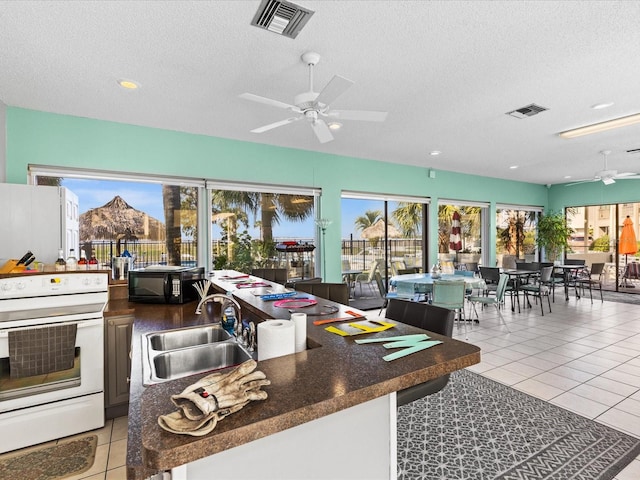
(566, 203, 640, 292)
(341, 193, 428, 300)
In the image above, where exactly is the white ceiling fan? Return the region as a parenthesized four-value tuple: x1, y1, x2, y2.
(566, 150, 640, 186)
(239, 52, 388, 143)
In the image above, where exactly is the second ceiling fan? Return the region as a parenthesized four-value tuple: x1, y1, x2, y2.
(239, 51, 388, 143)
(566, 150, 640, 186)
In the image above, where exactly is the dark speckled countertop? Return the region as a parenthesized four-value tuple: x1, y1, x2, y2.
(124, 273, 481, 479)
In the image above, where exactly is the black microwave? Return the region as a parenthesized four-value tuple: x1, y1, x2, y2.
(128, 266, 205, 304)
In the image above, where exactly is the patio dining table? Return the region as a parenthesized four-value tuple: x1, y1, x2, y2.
(390, 273, 485, 301)
(342, 269, 363, 298)
(501, 269, 541, 312)
(554, 264, 586, 300)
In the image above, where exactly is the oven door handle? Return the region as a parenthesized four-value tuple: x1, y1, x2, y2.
(0, 319, 101, 337)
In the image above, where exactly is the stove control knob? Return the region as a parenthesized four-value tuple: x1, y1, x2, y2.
(82, 277, 90, 286)
(16, 282, 26, 290)
(1, 283, 11, 292)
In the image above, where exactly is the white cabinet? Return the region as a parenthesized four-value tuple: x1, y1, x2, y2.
(0, 184, 79, 264)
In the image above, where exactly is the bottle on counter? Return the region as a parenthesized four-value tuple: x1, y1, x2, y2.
(221, 292, 237, 336)
(78, 251, 88, 270)
(55, 248, 66, 271)
(66, 249, 78, 271)
(88, 253, 99, 270)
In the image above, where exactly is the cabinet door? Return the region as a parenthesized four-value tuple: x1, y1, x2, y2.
(105, 315, 133, 407)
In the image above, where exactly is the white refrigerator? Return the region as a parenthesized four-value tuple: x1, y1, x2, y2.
(0, 183, 79, 265)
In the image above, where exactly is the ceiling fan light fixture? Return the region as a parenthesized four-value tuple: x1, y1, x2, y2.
(602, 177, 616, 185)
(559, 113, 640, 139)
(328, 122, 342, 130)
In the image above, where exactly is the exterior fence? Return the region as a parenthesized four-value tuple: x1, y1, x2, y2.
(341, 238, 423, 272)
(87, 238, 424, 273)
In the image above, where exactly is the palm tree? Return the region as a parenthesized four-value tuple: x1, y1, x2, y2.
(355, 210, 383, 233)
(162, 185, 182, 265)
(211, 190, 314, 267)
(392, 203, 422, 237)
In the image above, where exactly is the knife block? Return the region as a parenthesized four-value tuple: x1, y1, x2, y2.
(0, 260, 26, 274)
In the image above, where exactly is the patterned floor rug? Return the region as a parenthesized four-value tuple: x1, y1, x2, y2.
(0, 435, 97, 480)
(397, 370, 640, 480)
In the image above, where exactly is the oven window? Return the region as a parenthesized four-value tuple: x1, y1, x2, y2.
(0, 347, 81, 401)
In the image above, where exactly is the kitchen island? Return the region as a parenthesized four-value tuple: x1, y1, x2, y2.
(125, 271, 480, 479)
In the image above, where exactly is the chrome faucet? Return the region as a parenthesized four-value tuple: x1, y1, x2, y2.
(195, 293, 241, 318)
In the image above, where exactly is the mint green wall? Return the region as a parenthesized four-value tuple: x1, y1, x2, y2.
(548, 181, 640, 211)
(6, 107, 549, 280)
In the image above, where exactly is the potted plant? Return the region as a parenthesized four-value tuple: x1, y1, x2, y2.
(536, 211, 574, 262)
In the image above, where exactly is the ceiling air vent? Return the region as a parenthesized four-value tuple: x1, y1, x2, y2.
(506, 103, 549, 119)
(251, 0, 315, 39)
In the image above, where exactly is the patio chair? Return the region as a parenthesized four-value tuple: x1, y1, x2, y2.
(621, 262, 640, 288)
(464, 262, 479, 273)
(294, 282, 349, 305)
(467, 274, 511, 332)
(377, 271, 421, 314)
(251, 268, 287, 284)
(431, 280, 467, 339)
(520, 266, 553, 315)
(390, 260, 407, 277)
(479, 266, 500, 295)
(354, 259, 383, 297)
(384, 298, 454, 406)
(575, 262, 604, 303)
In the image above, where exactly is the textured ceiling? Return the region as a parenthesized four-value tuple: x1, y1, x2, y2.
(1, 0, 640, 185)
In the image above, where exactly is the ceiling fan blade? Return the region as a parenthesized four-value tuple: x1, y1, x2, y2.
(327, 109, 388, 122)
(615, 172, 640, 178)
(565, 179, 597, 187)
(239, 93, 300, 112)
(315, 75, 354, 106)
(250, 117, 301, 133)
(616, 174, 640, 180)
(310, 119, 334, 143)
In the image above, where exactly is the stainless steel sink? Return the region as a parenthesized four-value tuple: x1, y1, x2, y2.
(142, 325, 254, 385)
(147, 324, 231, 351)
(150, 342, 252, 383)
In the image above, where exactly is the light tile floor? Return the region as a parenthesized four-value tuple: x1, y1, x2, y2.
(0, 414, 129, 480)
(449, 293, 640, 479)
(6, 295, 640, 479)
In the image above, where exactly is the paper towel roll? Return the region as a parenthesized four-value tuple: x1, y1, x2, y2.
(257, 319, 295, 361)
(290, 313, 307, 353)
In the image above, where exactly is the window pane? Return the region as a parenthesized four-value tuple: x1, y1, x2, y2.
(210, 189, 315, 278)
(36, 175, 199, 268)
(438, 204, 482, 271)
(495, 208, 538, 268)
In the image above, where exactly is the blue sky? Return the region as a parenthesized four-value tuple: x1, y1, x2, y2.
(62, 178, 398, 240)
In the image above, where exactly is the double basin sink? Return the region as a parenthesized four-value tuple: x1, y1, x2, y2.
(142, 324, 254, 385)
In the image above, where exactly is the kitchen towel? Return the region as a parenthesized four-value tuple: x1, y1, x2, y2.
(290, 313, 307, 352)
(257, 319, 295, 361)
(8, 323, 77, 378)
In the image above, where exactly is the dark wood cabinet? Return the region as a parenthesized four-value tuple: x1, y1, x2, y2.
(105, 314, 133, 419)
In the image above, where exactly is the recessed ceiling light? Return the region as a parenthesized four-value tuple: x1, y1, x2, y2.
(117, 79, 139, 90)
(429, 150, 441, 156)
(564, 175, 572, 179)
(328, 122, 342, 130)
(591, 102, 614, 110)
(509, 165, 518, 169)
